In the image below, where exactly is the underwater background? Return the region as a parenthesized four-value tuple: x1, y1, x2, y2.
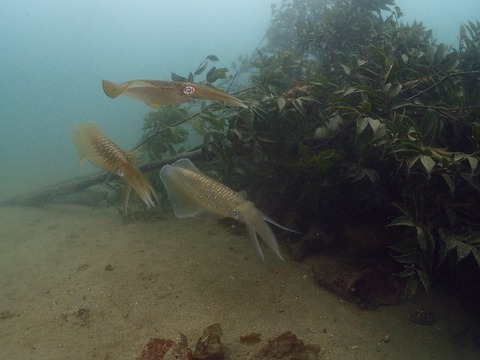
(1, 1, 480, 358)
(1, 0, 479, 200)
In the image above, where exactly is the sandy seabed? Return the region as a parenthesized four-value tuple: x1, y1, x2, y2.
(0, 204, 478, 360)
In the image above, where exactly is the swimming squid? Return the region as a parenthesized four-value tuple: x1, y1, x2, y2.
(159, 158, 298, 260)
(102, 79, 248, 108)
(71, 122, 158, 216)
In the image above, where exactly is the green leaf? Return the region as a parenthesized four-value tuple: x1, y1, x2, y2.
(456, 242, 473, 263)
(426, 45, 436, 66)
(403, 276, 419, 300)
(460, 24, 467, 40)
(393, 251, 417, 264)
(389, 83, 402, 98)
(277, 97, 286, 111)
(367, 117, 381, 133)
(341, 64, 351, 75)
(467, 156, 478, 173)
(342, 87, 356, 97)
(420, 109, 441, 144)
(416, 269, 430, 291)
(434, 43, 447, 65)
(314, 126, 330, 139)
(356, 85, 384, 100)
(386, 61, 399, 83)
(441, 52, 459, 72)
(292, 98, 304, 115)
(473, 123, 480, 144)
(356, 117, 369, 135)
(441, 173, 455, 195)
(407, 126, 421, 141)
(442, 235, 459, 253)
(416, 225, 427, 250)
(472, 248, 480, 266)
(420, 155, 435, 174)
(206, 67, 217, 83)
(206, 67, 228, 83)
(375, 47, 387, 67)
(396, 267, 416, 277)
(388, 238, 417, 253)
(406, 155, 421, 172)
(468, 20, 478, 33)
(171, 72, 188, 82)
(363, 168, 379, 183)
(361, 101, 371, 113)
(206, 55, 219, 61)
(453, 152, 466, 162)
(194, 62, 208, 76)
(388, 215, 414, 227)
(391, 202, 410, 217)
(390, 99, 411, 110)
(460, 173, 480, 193)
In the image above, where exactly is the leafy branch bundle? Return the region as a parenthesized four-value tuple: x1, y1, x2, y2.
(140, 0, 480, 294)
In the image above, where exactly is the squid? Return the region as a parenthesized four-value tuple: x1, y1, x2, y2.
(159, 158, 300, 260)
(102, 79, 247, 108)
(71, 122, 158, 216)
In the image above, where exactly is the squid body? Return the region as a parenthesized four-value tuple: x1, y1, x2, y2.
(102, 79, 247, 108)
(159, 158, 299, 260)
(71, 122, 158, 216)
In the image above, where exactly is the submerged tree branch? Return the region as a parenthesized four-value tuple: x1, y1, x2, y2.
(131, 108, 202, 152)
(0, 149, 203, 207)
(407, 70, 480, 101)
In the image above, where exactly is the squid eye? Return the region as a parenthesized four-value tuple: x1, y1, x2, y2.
(182, 85, 196, 96)
(231, 209, 240, 218)
(116, 168, 125, 177)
